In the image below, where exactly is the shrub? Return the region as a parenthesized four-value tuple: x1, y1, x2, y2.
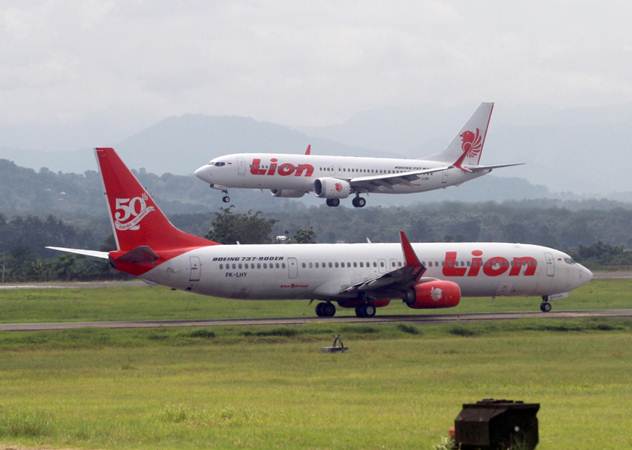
(188, 329, 216, 339)
(448, 326, 480, 337)
(397, 324, 421, 335)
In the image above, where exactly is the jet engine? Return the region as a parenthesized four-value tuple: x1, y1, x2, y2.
(403, 280, 461, 309)
(270, 189, 306, 198)
(314, 178, 352, 199)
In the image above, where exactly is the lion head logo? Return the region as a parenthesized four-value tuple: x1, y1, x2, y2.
(335, 183, 342, 192)
(460, 128, 483, 158)
(431, 287, 443, 302)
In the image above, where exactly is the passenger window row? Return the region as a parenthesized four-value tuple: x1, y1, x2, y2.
(299, 260, 401, 269)
(219, 262, 286, 270)
(318, 167, 425, 174)
(219, 259, 529, 272)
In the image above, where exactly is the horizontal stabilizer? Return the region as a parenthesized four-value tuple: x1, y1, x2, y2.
(46, 246, 109, 260)
(464, 162, 525, 172)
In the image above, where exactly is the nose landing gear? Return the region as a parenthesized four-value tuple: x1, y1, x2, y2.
(209, 184, 231, 203)
(540, 296, 552, 313)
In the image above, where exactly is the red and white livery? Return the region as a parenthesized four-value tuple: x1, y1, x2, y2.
(48, 148, 592, 317)
(195, 103, 522, 207)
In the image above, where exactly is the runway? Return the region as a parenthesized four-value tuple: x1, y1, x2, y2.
(1, 309, 631, 332)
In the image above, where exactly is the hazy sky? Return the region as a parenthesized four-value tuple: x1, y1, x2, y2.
(2, 0, 631, 149)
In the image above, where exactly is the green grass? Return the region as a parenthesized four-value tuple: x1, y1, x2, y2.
(0, 282, 631, 448)
(0, 279, 630, 323)
(0, 321, 631, 449)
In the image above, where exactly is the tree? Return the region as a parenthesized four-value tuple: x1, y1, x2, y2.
(292, 227, 316, 243)
(206, 207, 276, 244)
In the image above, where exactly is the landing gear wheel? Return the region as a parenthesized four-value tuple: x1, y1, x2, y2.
(352, 196, 366, 208)
(326, 198, 340, 207)
(540, 302, 552, 313)
(354, 304, 376, 318)
(316, 302, 336, 317)
(222, 195, 231, 203)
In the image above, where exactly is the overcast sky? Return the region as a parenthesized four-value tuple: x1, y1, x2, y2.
(1, 0, 631, 149)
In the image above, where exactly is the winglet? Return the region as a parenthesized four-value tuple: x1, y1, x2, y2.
(399, 231, 421, 268)
(305, 144, 311, 155)
(399, 231, 426, 281)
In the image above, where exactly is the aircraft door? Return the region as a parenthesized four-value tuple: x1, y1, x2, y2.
(189, 256, 201, 282)
(237, 158, 247, 176)
(288, 257, 298, 279)
(441, 169, 448, 185)
(545, 253, 555, 277)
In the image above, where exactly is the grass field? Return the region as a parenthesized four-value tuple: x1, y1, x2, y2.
(0, 281, 631, 449)
(0, 279, 630, 323)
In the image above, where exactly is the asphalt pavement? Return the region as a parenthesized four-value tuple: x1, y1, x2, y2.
(1, 309, 631, 332)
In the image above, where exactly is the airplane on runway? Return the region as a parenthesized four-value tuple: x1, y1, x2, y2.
(194, 102, 523, 207)
(47, 148, 591, 317)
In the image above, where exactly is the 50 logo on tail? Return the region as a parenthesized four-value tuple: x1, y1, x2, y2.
(114, 194, 155, 231)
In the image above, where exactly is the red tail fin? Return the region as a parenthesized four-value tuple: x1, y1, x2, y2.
(95, 148, 215, 251)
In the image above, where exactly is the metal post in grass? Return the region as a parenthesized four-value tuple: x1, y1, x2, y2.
(320, 335, 348, 353)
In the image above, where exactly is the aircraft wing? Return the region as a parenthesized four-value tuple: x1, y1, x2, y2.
(349, 166, 449, 192)
(46, 246, 109, 259)
(340, 231, 431, 296)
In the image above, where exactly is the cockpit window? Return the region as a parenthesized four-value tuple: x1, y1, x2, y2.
(212, 161, 226, 167)
(564, 258, 576, 264)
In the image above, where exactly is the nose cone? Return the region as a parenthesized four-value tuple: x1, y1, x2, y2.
(577, 264, 593, 286)
(194, 165, 212, 182)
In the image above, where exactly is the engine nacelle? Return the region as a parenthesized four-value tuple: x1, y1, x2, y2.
(404, 280, 461, 309)
(270, 189, 306, 198)
(314, 178, 352, 199)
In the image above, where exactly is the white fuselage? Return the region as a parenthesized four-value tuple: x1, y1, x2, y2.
(142, 242, 592, 301)
(194, 153, 489, 196)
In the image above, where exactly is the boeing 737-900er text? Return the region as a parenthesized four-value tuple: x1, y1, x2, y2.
(47, 148, 591, 317)
(194, 102, 523, 207)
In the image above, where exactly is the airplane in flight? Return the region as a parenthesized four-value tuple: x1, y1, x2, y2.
(194, 102, 522, 207)
(47, 148, 591, 317)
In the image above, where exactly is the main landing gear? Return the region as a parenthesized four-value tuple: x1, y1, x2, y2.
(355, 303, 376, 318)
(316, 301, 336, 317)
(352, 195, 366, 208)
(325, 196, 367, 208)
(540, 296, 552, 313)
